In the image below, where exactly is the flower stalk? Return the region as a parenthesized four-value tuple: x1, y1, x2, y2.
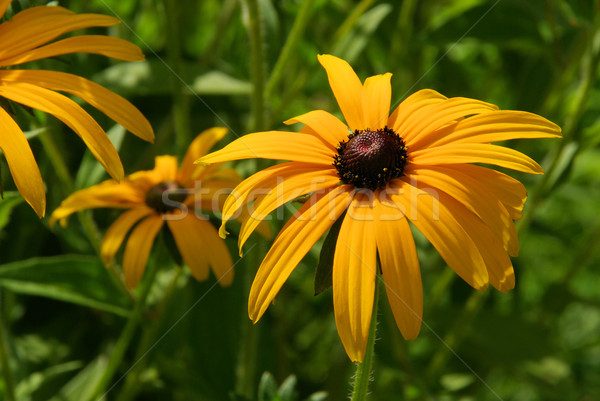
(0, 291, 16, 401)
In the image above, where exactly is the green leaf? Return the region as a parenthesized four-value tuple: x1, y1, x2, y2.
(16, 361, 83, 401)
(0, 255, 131, 316)
(190, 71, 253, 96)
(49, 356, 108, 401)
(314, 211, 345, 296)
(0, 192, 25, 232)
(258, 372, 278, 401)
(278, 375, 297, 401)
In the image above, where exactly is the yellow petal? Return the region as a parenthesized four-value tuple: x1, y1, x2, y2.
(0, 82, 124, 180)
(238, 169, 340, 252)
(0, 6, 119, 62)
(0, 106, 45, 217)
(284, 110, 349, 148)
(248, 185, 353, 322)
(154, 156, 178, 182)
(389, 179, 489, 289)
(219, 162, 334, 235)
(0, 0, 11, 19)
(196, 131, 334, 166)
(388, 89, 447, 133)
(0, 70, 153, 142)
(49, 180, 143, 227)
(101, 207, 153, 266)
(122, 214, 163, 288)
(0, 36, 144, 66)
(177, 127, 228, 184)
(411, 143, 543, 174)
(362, 73, 392, 130)
(401, 97, 498, 147)
(317, 54, 365, 131)
(409, 166, 519, 255)
(333, 193, 377, 362)
(167, 214, 234, 286)
(418, 110, 562, 149)
(374, 198, 422, 340)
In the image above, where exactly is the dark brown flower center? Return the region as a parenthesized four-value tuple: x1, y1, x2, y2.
(334, 127, 408, 190)
(145, 181, 188, 214)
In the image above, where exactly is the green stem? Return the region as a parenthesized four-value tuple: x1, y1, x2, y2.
(331, 0, 376, 49)
(265, 0, 316, 99)
(37, 127, 73, 194)
(89, 251, 161, 401)
(243, 0, 267, 132)
(350, 278, 380, 401)
(0, 291, 16, 401)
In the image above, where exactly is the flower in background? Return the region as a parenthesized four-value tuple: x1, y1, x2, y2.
(0, 0, 154, 217)
(198, 54, 561, 361)
(50, 128, 249, 289)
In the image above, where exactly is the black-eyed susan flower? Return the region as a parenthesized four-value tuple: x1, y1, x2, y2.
(50, 128, 247, 289)
(0, 0, 154, 217)
(197, 55, 562, 362)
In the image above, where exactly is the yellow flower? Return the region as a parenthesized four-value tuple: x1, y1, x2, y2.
(0, 0, 154, 217)
(50, 128, 244, 289)
(198, 55, 562, 362)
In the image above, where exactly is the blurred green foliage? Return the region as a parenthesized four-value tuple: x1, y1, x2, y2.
(1, 0, 600, 400)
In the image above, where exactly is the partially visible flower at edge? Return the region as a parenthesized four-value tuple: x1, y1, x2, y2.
(49, 128, 262, 289)
(0, 0, 154, 217)
(197, 54, 562, 362)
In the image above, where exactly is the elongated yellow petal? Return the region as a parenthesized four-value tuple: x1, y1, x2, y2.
(317, 54, 365, 131)
(167, 214, 233, 286)
(197, 131, 334, 166)
(0, 6, 119, 62)
(401, 97, 498, 146)
(374, 198, 422, 340)
(333, 194, 377, 362)
(0, 82, 124, 180)
(219, 162, 334, 235)
(0, 36, 144, 66)
(0, 107, 45, 217)
(284, 110, 349, 148)
(123, 214, 163, 288)
(0, 0, 11, 19)
(417, 110, 562, 150)
(49, 180, 143, 227)
(409, 166, 519, 255)
(0, 70, 153, 142)
(249, 185, 353, 322)
(362, 73, 392, 130)
(388, 89, 447, 133)
(177, 127, 228, 184)
(389, 179, 489, 289)
(411, 143, 543, 174)
(101, 207, 153, 266)
(238, 170, 340, 252)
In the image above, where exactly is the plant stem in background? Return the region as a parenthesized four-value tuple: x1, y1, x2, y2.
(243, 0, 267, 133)
(88, 248, 161, 401)
(164, 0, 192, 155)
(350, 278, 381, 401)
(0, 291, 16, 401)
(331, 0, 376, 49)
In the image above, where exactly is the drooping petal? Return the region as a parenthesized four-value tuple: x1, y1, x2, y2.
(0, 0, 11, 19)
(218, 162, 333, 236)
(0, 6, 119, 62)
(333, 193, 377, 362)
(49, 180, 144, 227)
(0, 82, 124, 180)
(167, 214, 233, 286)
(122, 214, 163, 288)
(317, 54, 365, 131)
(0, 70, 154, 142)
(409, 166, 519, 255)
(238, 169, 340, 252)
(411, 143, 543, 174)
(196, 131, 334, 166)
(177, 127, 229, 184)
(101, 207, 153, 266)
(388, 89, 447, 132)
(417, 110, 562, 149)
(248, 185, 354, 323)
(362, 73, 392, 130)
(374, 198, 422, 340)
(0, 106, 46, 217)
(0, 36, 144, 66)
(284, 110, 349, 148)
(388, 179, 489, 290)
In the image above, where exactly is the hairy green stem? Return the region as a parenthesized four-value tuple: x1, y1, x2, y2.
(350, 278, 380, 401)
(0, 291, 16, 401)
